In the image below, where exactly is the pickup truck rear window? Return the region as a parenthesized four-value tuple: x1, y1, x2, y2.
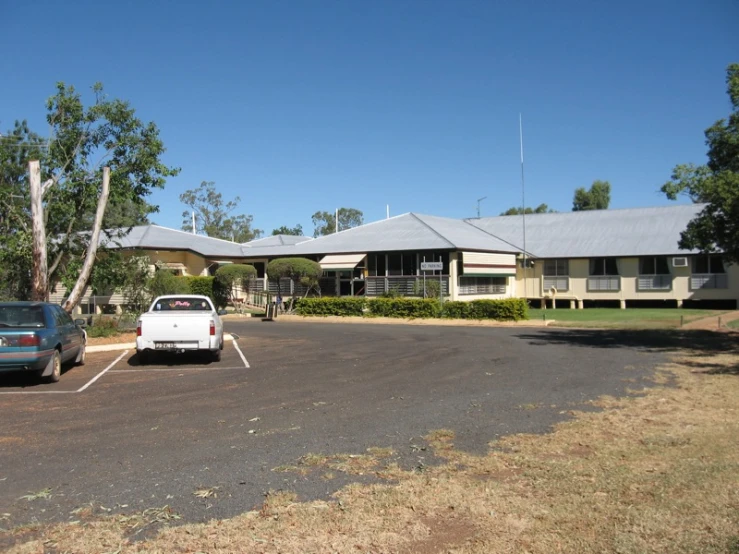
(0, 306, 47, 328)
(154, 298, 212, 311)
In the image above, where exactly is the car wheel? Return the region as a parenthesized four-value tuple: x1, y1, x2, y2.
(44, 350, 62, 383)
(75, 343, 86, 366)
(212, 349, 221, 362)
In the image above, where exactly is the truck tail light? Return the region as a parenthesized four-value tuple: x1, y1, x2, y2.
(19, 335, 41, 347)
(136, 321, 142, 337)
(209, 320, 216, 336)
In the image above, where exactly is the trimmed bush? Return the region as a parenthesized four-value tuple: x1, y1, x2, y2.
(468, 298, 529, 321)
(87, 317, 119, 338)
(181, 276, 217, 306)
(367, 298, 440, 319)
(441, 301, 470, 319)
(296, 297, 366, 317)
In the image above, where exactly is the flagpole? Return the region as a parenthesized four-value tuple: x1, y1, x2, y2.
(519, 114, 528, 302)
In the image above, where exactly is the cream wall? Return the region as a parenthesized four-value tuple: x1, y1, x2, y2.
(449, 252, 515, 301)
(517, 257, 739, 305)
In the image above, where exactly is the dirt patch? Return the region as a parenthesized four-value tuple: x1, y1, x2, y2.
(400, 516, 478, 554)
(681, 310, 739, 331)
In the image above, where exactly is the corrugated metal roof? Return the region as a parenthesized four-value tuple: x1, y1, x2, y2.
(466, 204, 704, 258)
(242, 234, 312, 247)
(250, 213, 520, 257)
(101, 225, 246, 258)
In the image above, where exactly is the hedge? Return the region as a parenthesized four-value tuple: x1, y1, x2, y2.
(295, 297, 528, 321)
(366, 298, 440, 319)
(442, 298, 528, 321)
(295, 297, 365, 317)
(180, 276, 223, 308)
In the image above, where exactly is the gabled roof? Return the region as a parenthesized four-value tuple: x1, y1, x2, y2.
(101, 225, 245, 258)
(466, 204, 704, 258)
(238, 213, 520, 257)
(242, 234, 312, 248)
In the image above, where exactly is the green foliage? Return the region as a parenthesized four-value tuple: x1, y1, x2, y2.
(295, 296, 529, 321)
(295, 297, 366, 317)
(272, 224, 303, 236)
(467, 298, 529, 321)
(87, 317, 119, 338)
(413, 279, 442, 298)
(662, 63, 739, 264)
(182, 276, 217, 306)
(214, 264, 257, 306)
(500, 203, 554, 216)
(0, 83, 178, 302)
(572, 180, 611, 211)
(149, 269, 189, 298)
(180, 181, 262, 242)
(367, 298, 441, 319)
(267, 258, 323, 298)
(120, 255, 151, 315)
(311, 208, 364, 237)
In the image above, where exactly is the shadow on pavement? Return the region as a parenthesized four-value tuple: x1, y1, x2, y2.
(127, 351, 218, 367)
(516, 328, 739, 374)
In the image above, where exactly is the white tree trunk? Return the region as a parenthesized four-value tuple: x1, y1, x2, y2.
(63, 167, 111, 313)
(29, 160, 49, 301)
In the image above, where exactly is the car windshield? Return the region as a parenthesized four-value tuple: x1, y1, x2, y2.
(0, 306, 46, 328)
(153, 298, 212, 312)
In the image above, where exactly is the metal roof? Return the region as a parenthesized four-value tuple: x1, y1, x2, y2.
(243, 213, 520, 257)
(101, 225, 246, 258)
(242, 234, 312, 247)
(466, 204, 704, 258)
(102, 204, 705, 260)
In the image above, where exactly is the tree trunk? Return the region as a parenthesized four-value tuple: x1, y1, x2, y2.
(29, 161, 49, 302)
(63, 167, 111, 313)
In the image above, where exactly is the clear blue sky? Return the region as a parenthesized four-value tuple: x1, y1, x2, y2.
(2, 0, 737, 236)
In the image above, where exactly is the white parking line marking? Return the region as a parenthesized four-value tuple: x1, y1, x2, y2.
(232, 340, 250, 369)
(76, 350, 129, 392)
(0, 389, 75, 395)
(109, 366, 246, 373)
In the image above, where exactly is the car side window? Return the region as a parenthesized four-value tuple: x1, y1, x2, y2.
(51, 306, 67, 328)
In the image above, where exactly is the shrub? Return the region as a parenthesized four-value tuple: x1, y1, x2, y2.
(87, 317, 120, 338)
(413, 279, 442, 299)
(468, 298, 529, 321)
(149, 269, 189, 298)
(182, 276, 219, 307)
(296, 297, 366, 317)
(214, 264, 257, 308)
(367, 298, 441, 319)
(441, 301, 470, 319)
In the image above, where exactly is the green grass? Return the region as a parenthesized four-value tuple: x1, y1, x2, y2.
(528, 308, 728, 329)
(727, 319, 739, 329)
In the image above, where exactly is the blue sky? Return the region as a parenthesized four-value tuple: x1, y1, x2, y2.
(2, 0, 737, 237)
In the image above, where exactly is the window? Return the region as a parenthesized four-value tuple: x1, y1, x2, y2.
(154, 298, 213, 311)
(458, 277, 506, 295)
(589, 258, 619, 276)
(639, 256, 670, 275)
(387, 254, 402, 276)
(692, 255, 725, 274)
(0, 306, 46, 328)
(543, 259, 568, 276)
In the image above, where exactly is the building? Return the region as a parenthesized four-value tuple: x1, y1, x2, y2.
(54, 204, 739, 312)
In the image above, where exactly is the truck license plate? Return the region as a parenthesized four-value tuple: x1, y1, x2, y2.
(155, 342, 176, 349)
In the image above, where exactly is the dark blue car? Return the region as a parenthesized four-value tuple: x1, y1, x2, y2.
(0, 302, 87, 383)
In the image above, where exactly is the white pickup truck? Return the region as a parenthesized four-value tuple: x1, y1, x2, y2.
(136, 295, 226, 364)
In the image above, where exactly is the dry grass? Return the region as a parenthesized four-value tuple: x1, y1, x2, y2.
(4, 350, 739, 553)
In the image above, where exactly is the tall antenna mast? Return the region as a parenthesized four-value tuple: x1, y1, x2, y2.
(192, 211, 196, 234)
(519, 113, 528, 300)
(476, 196, 487, 218)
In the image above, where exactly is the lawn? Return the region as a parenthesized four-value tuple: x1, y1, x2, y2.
(527, 307, 727, 328)
(728, 318, 739, 329)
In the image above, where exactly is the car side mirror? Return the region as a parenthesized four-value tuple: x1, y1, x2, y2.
(74, 318, 87, 328)
(217, 309, 228, 316)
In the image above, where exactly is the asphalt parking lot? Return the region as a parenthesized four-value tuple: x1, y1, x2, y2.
(0, 321, 675, 529)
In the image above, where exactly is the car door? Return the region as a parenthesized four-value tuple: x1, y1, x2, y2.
(52, 306, 78, 362)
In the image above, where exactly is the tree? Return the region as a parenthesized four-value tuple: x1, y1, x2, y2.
(572, 180, 611, 211)
(266, 258, 323, 305)
(311, 208, 363, 237)
(148, 267, 190, 298)
(17, 83, 178, 311)
(180, 181, 262, 242)
(500, 203, 554, 216)
(662, 63, 739, 264)
(214, 264, 257, 309)
(272, 224, 303, 236)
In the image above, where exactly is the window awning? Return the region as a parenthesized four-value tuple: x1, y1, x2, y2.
(161, 262, 186, 270)
(461, 252, 516, 276)
(319, 253, 366, 271)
